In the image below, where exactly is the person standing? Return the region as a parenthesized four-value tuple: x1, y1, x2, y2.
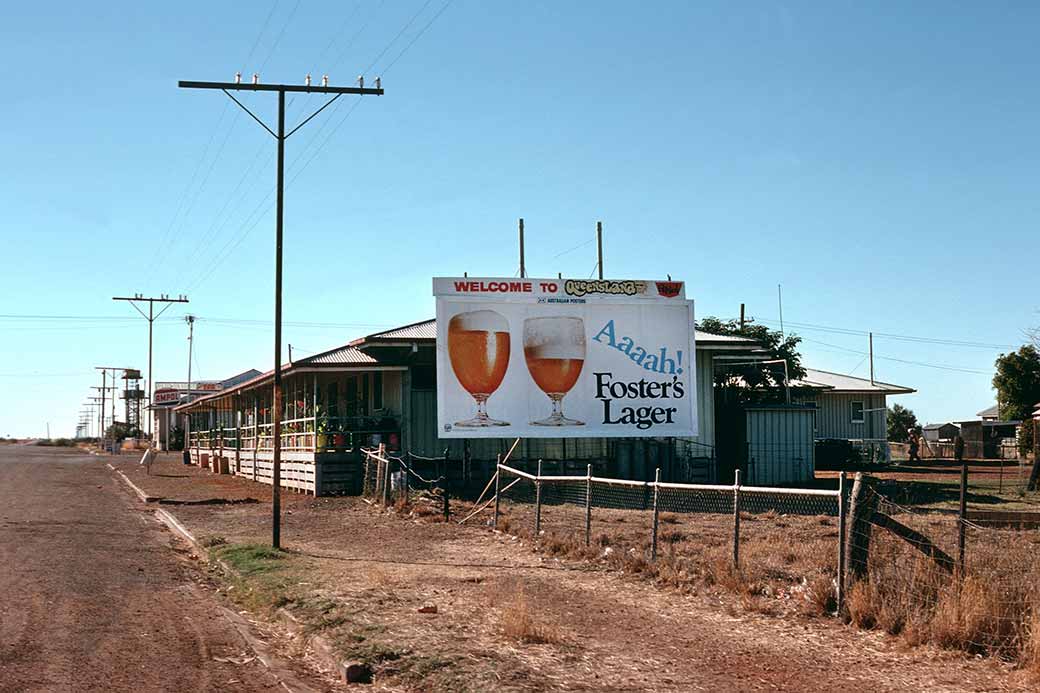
(908, 429, 920, 462)
(954, 434, 965, 464)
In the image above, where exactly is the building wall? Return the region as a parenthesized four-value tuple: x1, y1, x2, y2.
(796, 392, 887, 440)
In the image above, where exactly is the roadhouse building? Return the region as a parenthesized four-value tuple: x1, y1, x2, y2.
(175, 318, 833, 494)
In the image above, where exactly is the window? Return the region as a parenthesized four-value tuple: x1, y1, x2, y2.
(373, 371, 383, 410)
(851, 401, 865, 424)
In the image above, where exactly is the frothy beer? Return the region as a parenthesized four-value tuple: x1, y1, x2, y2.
(448, 310, 510, 397)
(523, 316, 586, 426)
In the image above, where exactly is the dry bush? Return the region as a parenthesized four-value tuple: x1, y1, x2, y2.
(803, 574, 837, 616)
(500, 588, 566, 645)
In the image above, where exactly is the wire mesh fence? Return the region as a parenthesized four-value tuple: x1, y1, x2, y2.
(494, 462, 845, 612)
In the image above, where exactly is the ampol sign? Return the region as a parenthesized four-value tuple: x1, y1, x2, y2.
(433, 277, 697, 438)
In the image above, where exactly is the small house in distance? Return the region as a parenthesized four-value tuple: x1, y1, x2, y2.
(958, 404, 1021, 459)
(922, 422, 960, 442)
(791, 368, 915, 460)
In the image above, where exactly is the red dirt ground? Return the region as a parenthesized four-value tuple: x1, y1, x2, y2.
(106, 453, 1037, 692)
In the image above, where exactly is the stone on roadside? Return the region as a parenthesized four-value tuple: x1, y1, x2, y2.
(340, 661, 372, 684)
(417, 604, 437, 614)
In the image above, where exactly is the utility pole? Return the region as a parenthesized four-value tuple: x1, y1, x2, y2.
(185, 315, 195, 402)
(183, 315, 195, 465)
(869, 332, 875, 386)
(739, 303, 746, 331)
(596, 221, 603, 279)
(179, 74, 384, 550)
(518, 218, 526, 278)
(113, 293, 190, 446)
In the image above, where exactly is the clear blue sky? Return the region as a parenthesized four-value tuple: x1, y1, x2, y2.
(2, 1, 1037, 437)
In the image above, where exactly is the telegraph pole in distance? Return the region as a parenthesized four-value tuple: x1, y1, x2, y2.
(596, 221, 603, 280)
(113, 294, 189, 446)
(178, 74, 384, 550)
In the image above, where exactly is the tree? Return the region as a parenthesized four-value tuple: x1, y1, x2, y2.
(992, 345, 1040, 455)
(104, 422, 140, 442)
(698, 316, 806, 404)
(887, 403, 919, 442)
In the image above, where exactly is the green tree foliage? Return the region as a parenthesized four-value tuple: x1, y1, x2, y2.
(104, 422, 141, 442)
(887, 403, 920, 442)
(992, 345, 1040, 454)
(698, 316, 806, 404)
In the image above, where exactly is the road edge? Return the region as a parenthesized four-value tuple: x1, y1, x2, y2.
(107, 462, 345, 688)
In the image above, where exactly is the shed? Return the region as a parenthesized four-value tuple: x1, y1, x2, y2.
(922, 422, 960, 442)
(743, 405, 817, 486)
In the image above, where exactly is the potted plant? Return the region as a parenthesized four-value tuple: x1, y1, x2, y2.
(315, 406, 330, 452)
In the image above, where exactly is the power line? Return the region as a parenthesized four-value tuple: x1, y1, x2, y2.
(799, 337, 992, 375)
(158, 1, 293, 288)
(179, 0, 453, 295)
(756, 317, 1016, 350)
(379, 0, 454, 75)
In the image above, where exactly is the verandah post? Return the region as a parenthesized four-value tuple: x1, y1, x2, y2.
(651, 467, 661, 560)
(534, 459, 543, 535)
(733, 468, 742, 570)
(584, 463, 592, 546)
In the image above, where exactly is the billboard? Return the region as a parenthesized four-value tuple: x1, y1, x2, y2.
(434, 277, 696, 438)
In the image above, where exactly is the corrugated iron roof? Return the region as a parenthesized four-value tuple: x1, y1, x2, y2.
(977, 404, 1000, 418)
(365, 319, 436, 341)
(791, 368, 915, 394)
(300, 345, 380, 365)
(359, 318, 759, 347)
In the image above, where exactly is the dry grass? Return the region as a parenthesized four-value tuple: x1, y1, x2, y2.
(842, 516, 1040, 668)
(499, 586, 567, 645)
(495, 502, 839, 618)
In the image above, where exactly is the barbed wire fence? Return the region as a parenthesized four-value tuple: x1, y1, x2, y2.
(843, 471, 1040, 665)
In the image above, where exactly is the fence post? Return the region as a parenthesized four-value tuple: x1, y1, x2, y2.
(402, 452, 409, 501)
(845, 472, 876, 584)
(732, 468, 742, 570)
(584, 463, 592, 546)
(493, 454, 502, 529)
(837, 471, 847, 616)
(379, 443, 389, 507)
(443, 448, 451, 522)
(651, 467, 661, 560)
(534, 459, 543, 536)
(958, 462, 967, 574)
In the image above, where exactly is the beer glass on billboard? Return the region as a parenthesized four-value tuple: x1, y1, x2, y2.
(523, 316, 585, 426)
(447, 310, 511, 427)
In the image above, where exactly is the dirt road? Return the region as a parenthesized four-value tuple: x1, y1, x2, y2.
(0, 445, 326, 693)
